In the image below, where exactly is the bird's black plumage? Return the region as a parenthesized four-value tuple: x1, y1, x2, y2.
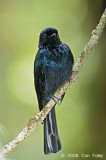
(34, 27, 74, 155)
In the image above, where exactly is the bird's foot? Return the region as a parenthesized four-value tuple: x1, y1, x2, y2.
(52, 96, 57, 105)
(52, 96, 62, 106)
(67, 78, 71, 83)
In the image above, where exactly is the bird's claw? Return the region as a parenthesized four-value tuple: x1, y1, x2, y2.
(52, 96, 62, 106)
(52, 96, 57, 105)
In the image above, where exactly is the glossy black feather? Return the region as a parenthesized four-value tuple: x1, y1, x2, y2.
(34, 27, 74, 155)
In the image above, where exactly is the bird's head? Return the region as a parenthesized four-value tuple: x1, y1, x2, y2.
(39, 27, 61, 49)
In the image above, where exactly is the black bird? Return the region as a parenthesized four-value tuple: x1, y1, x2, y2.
(34, 27, 74, 155)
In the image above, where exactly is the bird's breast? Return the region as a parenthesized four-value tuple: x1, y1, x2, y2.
(43, 48, 68, 68)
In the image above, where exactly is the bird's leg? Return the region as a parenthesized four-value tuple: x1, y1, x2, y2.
(53, 95, 59, 100)
(52, 96, 62, 106)
(66, 78, 71, 84)
(52, 96, 58, 105)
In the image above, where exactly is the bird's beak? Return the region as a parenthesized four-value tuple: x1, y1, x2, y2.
(49, 33, 56, 38)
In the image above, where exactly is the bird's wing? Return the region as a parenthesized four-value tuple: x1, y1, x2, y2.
(34, 54, 45, 111)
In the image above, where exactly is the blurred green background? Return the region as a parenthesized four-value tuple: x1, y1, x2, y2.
(0, 0, 106, 160)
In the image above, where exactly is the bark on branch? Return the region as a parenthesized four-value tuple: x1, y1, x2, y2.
(0, 8, 106, 160)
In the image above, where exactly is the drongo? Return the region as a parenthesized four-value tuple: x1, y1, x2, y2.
(34, 27, 74, 155)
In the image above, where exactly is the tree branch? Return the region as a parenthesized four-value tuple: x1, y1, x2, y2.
(0, 8, 106, 160)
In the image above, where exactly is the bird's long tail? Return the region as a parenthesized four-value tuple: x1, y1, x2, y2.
(43, 106, 62, 155)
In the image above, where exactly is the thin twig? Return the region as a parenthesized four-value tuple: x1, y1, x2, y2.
(0, 8, 106, 160)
